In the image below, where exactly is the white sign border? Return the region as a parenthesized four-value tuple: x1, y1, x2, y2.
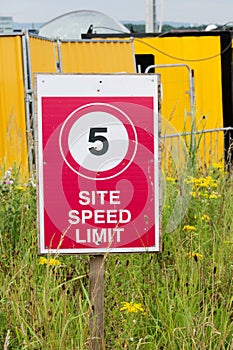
(35, 74, 161, 255)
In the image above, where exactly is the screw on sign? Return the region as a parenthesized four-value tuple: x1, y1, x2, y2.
(36, 74, 161, 254)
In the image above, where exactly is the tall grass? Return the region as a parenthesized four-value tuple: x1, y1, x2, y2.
(0, 163, 232, 349)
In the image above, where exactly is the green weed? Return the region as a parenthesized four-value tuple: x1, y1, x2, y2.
(0, 163, 232, 349)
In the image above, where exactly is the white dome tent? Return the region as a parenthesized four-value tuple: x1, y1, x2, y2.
(39, 10, 130, 40)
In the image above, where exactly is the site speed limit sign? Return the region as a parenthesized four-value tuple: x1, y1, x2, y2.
(36, 74, 161, 254)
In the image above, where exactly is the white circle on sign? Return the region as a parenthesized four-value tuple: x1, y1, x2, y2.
(68, 111, 129, 172)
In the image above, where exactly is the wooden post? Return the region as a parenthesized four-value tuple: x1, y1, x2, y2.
(89, 255, 104, 350)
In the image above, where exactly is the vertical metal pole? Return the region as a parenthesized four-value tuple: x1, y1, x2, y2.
(152, 0, 157, 32)
(190, 69, 196, 153)
(146, 0, 157, 32)
(145, 63, 195, 114)
(145, 63, 196, 150)
(57, 38, 63, 73)
(21, 31, 33, 174)
(89, 255, 104, 350)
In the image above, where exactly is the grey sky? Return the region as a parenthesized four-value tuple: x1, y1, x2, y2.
(0, 0, 232, 25)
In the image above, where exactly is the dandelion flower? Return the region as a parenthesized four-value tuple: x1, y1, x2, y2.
(182, 225, 196, 232)
(39, 257, 61, 266)
(48, 258, 61, 266)
(120, 301, 144, 313)
(201, 214, 210, 221)
(39, 257, 48, 265)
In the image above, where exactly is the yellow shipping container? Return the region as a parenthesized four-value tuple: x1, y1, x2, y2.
(133, 34, 225, 165)
(29, 35, 58, 75)
(59, 39, 136, 73)
(85, 31, 232, 166)
(1, 30, 231, 177)
(0, 35, 28, 177)
(0, 34, 136, 178)
(133, 35, 223, 131)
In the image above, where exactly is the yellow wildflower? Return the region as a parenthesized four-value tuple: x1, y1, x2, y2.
(185, 176, 218, 189)
(48, 258, 61, 266)
(39, 256, 61, 266)
(120, 301, 144, 313)
(39, 257, 47, 265)
(212, 162, 224, 171)
(15, 185, 26, 191)
(210, 182, 218, 188)
(209, 192, 221, 199)
(166, 176, 176, 184)
(201, 214, 210, 221)
(182, 225, 196, 232)
(184, 176, 194, 184)
(196, 179, 209, 188)
(190, 191, 197, 197)
(186, 252, 203, 260)
(200, 192, 209, 198)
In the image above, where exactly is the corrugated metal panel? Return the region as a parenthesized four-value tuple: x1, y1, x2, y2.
(60, 40, 136, 73)
(134, 36, 224, 163)
(29, 35, 58, 76)
(0, 35, 28, 176)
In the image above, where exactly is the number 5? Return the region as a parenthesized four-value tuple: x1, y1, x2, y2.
(88, 127, 109, 156)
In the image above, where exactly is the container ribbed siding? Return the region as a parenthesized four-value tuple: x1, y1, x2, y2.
(83, 30, 233, 165)
(0, 31, 232, 175)
(0, 34, 135, 176)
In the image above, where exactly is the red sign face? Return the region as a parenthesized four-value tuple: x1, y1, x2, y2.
(37, 75, 160, 253)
